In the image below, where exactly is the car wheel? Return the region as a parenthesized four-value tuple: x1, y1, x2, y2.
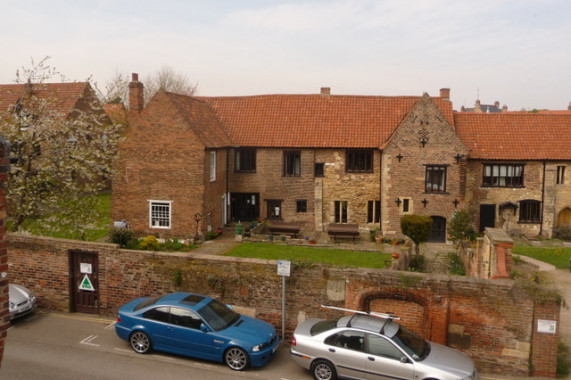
(311, 359, 337, 380)
(129, 331, 151, 354)
(224, 347, 249, 371)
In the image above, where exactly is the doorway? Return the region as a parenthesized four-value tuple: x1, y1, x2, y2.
(230, 193, 259, 221)
(69, 250, 99, 314)
(428, 216, 446, 242)
(479, 204, 496, 232)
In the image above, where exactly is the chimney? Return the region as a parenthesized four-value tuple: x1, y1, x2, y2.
(494, 101, 500, 108)
(502, 104, 508, 112)
(128, 73, 144, 112)
(475, 99, 482, 112)
(568, 102, 571, 111)
(439, 88, 450, 101)
(320, 87, 331, 96)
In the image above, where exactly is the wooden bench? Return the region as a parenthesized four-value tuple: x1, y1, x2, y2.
(327, 223, 360, 242)
(268, 221, 302, 238)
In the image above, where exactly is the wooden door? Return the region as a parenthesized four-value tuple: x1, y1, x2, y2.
(69, 250, 99, 314)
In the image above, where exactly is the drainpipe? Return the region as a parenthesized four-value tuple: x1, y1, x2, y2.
(540, 161, 546, 236)
(379, 150, 384, 235)
(226, 148, 230, 225)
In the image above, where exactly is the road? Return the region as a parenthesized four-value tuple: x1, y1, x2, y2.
(1, 311, 310, 380)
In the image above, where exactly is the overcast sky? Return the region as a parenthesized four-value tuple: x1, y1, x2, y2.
(1, 0, 570, 111)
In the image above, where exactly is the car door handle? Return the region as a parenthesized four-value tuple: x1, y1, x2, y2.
(368, 357, 375, 361)
(329, 348, 336, 353)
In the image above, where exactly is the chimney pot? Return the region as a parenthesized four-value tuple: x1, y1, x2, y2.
(568, 102, 571, 111)
(502, 104, 508, 112)
(439, 88, 450, 100)
(132, 73, 139, 82)
(320, 87, 331, 96)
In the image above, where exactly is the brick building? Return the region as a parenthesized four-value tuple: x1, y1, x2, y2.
(112, 75, 571, 241)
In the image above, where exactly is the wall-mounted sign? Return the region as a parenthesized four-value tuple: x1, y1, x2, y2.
(80, 263, 92, 274)
(537, 319, 557, 334)
(79, 275, 95, 291)
(277, 260, 291, 277)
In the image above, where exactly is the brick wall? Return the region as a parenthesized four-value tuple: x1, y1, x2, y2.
(7, 234, 560, 376)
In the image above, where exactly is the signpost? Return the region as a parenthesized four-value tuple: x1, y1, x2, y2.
(277, 260, 291, 340)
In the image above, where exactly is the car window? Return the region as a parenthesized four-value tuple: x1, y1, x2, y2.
(367, 334, 404, 360)
(143, 306, 170, 323)
(135, 296, 162, 311)
(390, 324, 430, 361)
(170, 307, 202, 330)
(325, 330, 365, 352)
(197, 299, 240, 331)
(310, 318, 340, 336)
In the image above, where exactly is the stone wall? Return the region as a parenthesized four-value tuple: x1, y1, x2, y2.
(458, 228, 513, 279)
(7, 234, 560, 377)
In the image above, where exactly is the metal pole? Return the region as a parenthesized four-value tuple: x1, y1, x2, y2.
(282, 275, 286, 341)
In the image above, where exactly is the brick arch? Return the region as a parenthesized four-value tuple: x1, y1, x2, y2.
(358, 288, 449, 344)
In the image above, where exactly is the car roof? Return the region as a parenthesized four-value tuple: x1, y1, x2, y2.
(155, 293, 212, 309)
(337, 314, 400, 338)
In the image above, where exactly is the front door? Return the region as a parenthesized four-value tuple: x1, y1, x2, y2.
(428, 216, 446, 242)
(479, 204, 496, 232)
(69, 250, 99, 314)
(230, 193, 259, 221)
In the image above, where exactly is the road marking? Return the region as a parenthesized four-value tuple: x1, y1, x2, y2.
(41, 310, 115, 325)
(80, 335, 100, 346)
(104, 322, 116, 330)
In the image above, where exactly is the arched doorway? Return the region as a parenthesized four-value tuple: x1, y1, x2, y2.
(556, 207, 571, 229)
(428, 216, 446, 242)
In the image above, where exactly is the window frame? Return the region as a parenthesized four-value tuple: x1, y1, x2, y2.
(296, 199, 307, 213)
(556, 166, 566, 185)
(283, 151, 301, 177)
(482, 163, 524, 188)
(149, 200, 172, 229)
(209, 151, 216, 182)
(519, 200, 542, 223)
(346, 150, 373, 173)
(425, 165, 447, 193)
(315, 163, 325, 177)
(235, 148, 256, 172)
(334, 201, 348, 223)
(266, 199, 282, 220)
(367, 200, 380, 223)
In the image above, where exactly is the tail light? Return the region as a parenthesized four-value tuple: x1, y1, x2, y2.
(291, 336, 296, 346)
(116, 316, 122, 323)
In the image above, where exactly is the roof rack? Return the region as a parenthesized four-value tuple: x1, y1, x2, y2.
(321, 305, 400, 320)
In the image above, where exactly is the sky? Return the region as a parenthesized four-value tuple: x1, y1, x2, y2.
(1, 0, 570, 111)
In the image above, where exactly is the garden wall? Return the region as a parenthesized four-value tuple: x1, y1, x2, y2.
(7, 233, 560, 377)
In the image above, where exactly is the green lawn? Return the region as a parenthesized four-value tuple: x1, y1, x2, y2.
(224, 242, 392, 269)
(513, 245, 571, 269)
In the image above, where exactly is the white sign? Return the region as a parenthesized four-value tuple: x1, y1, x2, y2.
(80, 263, 92, 274)
(79, 275, 95, 292)
(537, 319, 557, 334)
(277, 260, 291, 277)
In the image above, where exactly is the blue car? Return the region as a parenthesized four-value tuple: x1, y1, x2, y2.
(115, 293, 279, 371)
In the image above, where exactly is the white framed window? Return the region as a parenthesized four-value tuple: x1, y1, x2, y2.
(399, 197, 413, 215)
(149, 200, 172, 229)
(210, 151, 217, 182)
(334, 200, 348, 223)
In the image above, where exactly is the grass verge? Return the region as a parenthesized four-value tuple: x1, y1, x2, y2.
(513, 246, 571, 269)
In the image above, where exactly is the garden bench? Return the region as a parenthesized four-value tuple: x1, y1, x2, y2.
(327, 223, 360, 242)
(268, 221, 302, 238)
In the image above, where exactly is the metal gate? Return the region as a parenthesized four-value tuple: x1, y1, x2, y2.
(69, 249, 99, 314)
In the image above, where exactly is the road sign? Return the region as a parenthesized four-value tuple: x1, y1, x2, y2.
(277, 260, 291, 276)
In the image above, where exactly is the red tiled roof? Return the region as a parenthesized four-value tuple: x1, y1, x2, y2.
(201, 94, 454, 148)
(454, 113, 571, 160)
(103, 103, 127, 125)
(0, 82, 89, 119)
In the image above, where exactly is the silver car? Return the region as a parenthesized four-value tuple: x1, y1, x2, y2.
(290, 310, 478, 380)
(9, 283, 37, 320)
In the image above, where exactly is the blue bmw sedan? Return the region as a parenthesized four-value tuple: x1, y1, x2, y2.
(115, 292, 279, 370)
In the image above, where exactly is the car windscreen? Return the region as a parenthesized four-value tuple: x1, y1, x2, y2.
(134, 296, 162, 311)
(197, 299, 240, 331)
(389, 324, 430, 361)
(310, 318, 340, 336)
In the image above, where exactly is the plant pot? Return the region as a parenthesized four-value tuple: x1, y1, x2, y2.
(375, 235, 383, 243)
(392, 253, 400, 259)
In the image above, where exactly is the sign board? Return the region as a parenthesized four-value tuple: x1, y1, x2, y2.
(537, 319, 557, 334)
(79, 274, 95, 292)
(277, 260, 291, 277)
(80, 263, 92, 274)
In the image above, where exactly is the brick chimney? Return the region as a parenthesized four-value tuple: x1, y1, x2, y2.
(439, 88, 450, 101)
(568, 102, 571, 111)
(502, 104, 508, 112)
(128, 73, 144, 112)
(320, 87, 331, 96)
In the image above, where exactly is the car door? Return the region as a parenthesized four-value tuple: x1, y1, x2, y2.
(142, 306, 172, 350)
(163, 307, 216, 360)
(364, 334, 415, 380)
(324, 330, 369, 379)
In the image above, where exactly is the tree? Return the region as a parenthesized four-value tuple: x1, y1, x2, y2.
(448, 209, 475, 242)
(96, 66, 198, 107)
(0, 57, 122, 237)
(400, 214, 432, 257)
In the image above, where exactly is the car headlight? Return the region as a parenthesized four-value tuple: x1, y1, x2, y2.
(252, 342, 267, 352)
(9, 302, 15, 311)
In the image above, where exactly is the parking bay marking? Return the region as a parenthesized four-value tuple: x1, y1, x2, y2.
(80, 335, 100, 346)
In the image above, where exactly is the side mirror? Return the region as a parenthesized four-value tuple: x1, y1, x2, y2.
(226, 304, 233, 310)
(400, 357, 409, 364)
(200, 323, 210, 333)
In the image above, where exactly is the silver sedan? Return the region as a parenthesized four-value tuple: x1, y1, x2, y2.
(290, 311, 477, 380)
(9, 283, 37, 320)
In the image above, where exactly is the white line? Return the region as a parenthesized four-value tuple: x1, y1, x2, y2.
(104, 322, 116, 330)
(80, 335, 100, 346)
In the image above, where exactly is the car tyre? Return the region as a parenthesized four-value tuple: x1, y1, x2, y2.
(224, 347, 249, 371)
(311, 359, 337, 380)
(129, 331, 152, 354)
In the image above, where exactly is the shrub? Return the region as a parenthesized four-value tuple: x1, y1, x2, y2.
(448, 210, 475, 242)
(408, 255, 426, 272)
(139, 235, 160, 251)
(554, 226, 571, 241)
(110, 227, 133, 248)
(448, 252, 466, 275)
(557, 342, 570, 378)
(400, 214, 432, 256)
(163, 238, 185, 251)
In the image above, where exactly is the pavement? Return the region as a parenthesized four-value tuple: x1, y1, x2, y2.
(193, 229, 570, 379)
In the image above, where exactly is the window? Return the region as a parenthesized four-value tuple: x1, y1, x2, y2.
(482, 164, 524, 187)
(150, 201, 172, 228)
(325, 331, 365, 352)
(403, 199, 410, 213)
(425, 165, 447, 193)
(334, 201, 348, 223)
(144, 307, 170, 323)
(267, 199, 282, 219)
(367, 200, 380, 223)
(235, 148, 256, 172)
(367, 334, 404, 360)
(284, 151, 301, 176)
(210, 151, 216, 182)
(296, 200, 307, 213)
(315, 163, 325, 177)
(519, 200, 541, 223)
(170, 307, 202, 329)
(557, 166, 566, 185)
(346, 150, 373, 173)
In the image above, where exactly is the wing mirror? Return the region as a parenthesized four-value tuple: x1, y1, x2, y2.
(200, 323, 210, 333)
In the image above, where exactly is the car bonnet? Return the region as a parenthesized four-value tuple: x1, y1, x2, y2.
(9, 284, 32, 304)
(224, 314, 276, 346)
(421, 341, 475, 377)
